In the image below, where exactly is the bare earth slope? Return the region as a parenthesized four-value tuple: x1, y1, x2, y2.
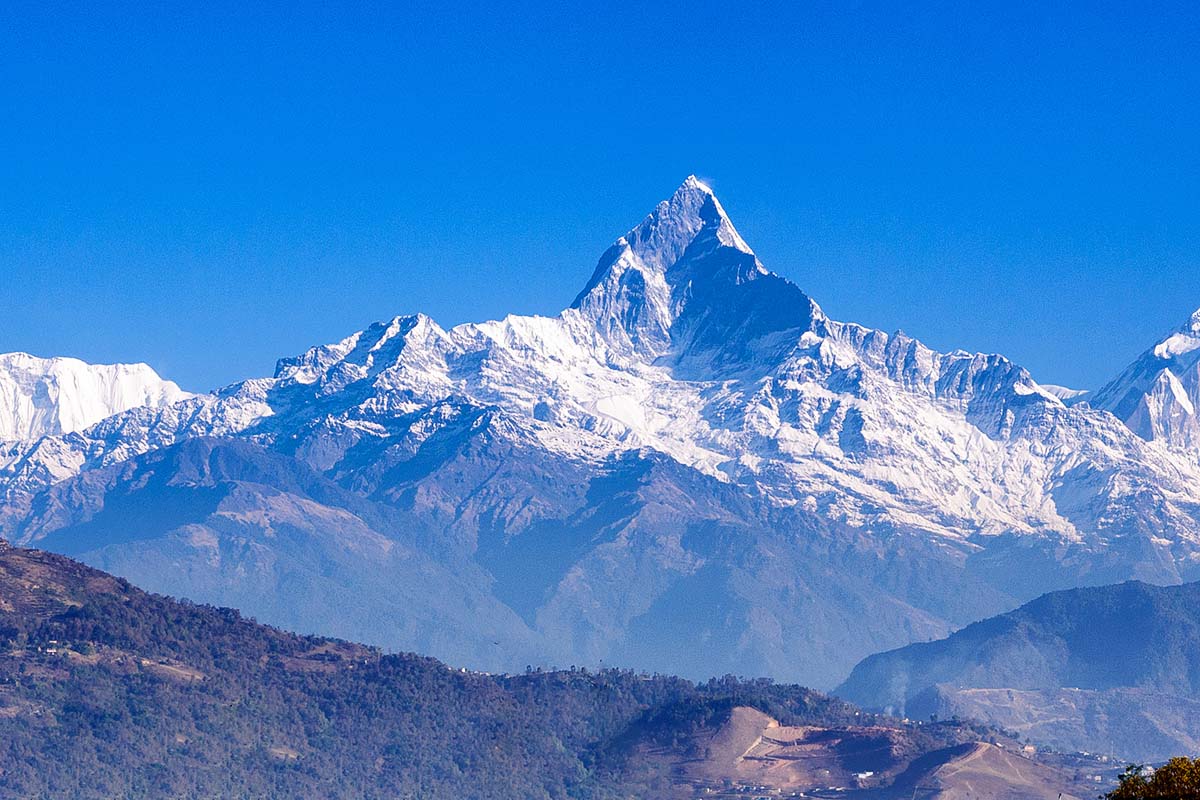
(639, 705, 1083, 799)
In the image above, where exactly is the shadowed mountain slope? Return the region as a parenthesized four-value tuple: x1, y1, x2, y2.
(837, 580, 1200, 760)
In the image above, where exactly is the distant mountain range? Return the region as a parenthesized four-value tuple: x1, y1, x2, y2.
(2, 176, 1200, 692)
(837, 580, 1200, 761)
(0, 541, 1097, 799)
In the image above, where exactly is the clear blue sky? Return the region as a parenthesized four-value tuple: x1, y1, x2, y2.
(1, 1, 1198, 392)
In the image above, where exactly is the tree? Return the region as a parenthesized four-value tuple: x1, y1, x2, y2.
(1107, 758, 1200, 799)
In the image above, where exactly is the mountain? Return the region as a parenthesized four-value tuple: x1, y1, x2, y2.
(4, 177, 1200, 689)
(836, 580, 1200, 761)
(0, 541, 1097, 799)
(0, 352, 190, 442)
(1092, 308, 1200, 453)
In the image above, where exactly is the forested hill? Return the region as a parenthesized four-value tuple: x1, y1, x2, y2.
(0, 542, 1001, 799)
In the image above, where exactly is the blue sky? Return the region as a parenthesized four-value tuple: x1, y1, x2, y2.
(1, 1, 1198, 392)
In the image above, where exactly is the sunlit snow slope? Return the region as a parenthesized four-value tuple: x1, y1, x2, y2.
(0, 352, 190, 441)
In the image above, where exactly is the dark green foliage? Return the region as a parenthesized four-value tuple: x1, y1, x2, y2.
(1107, 758, 1200, 799)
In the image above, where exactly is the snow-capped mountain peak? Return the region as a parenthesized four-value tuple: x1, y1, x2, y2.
(0, 352, 191, 441)
(623, 174, 757, 268)
(569, 176, 812, 364)
(1093, 307, 1200, 451)
(1152, 307, 1200, 359)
